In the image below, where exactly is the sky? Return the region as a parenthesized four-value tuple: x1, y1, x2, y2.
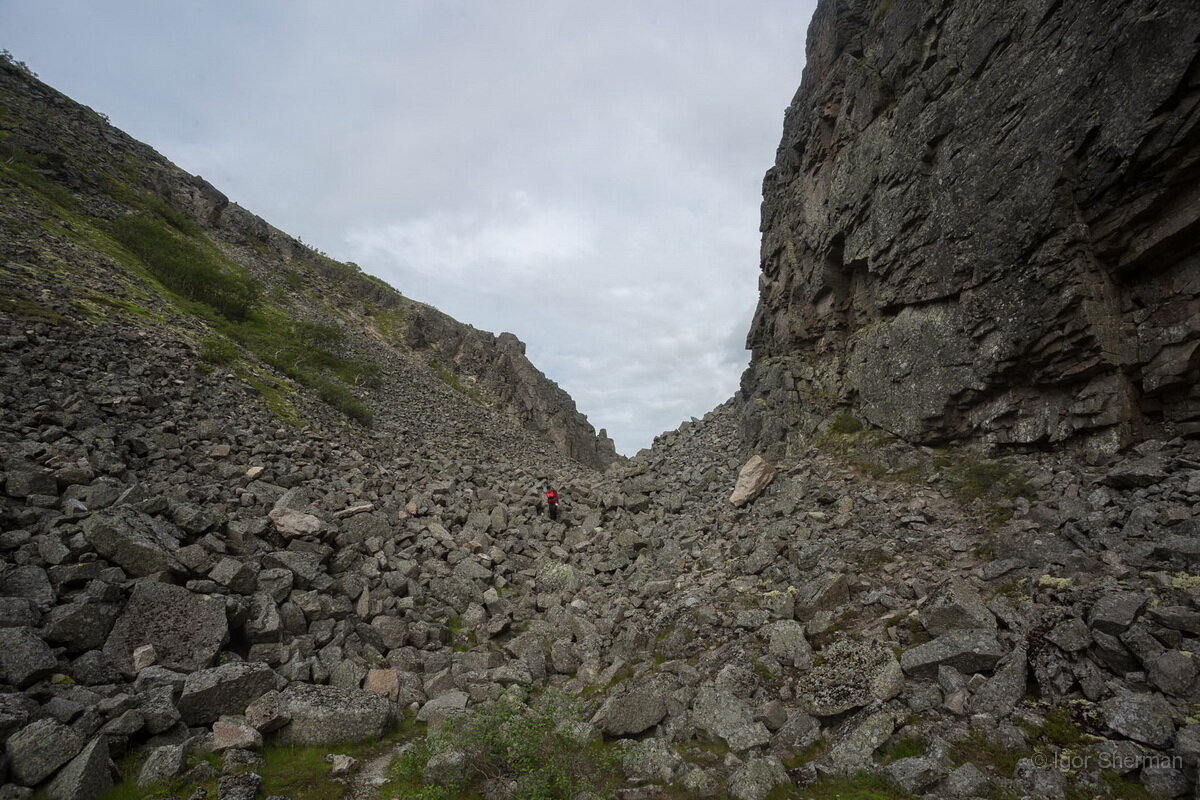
(1, 0, 816, 454)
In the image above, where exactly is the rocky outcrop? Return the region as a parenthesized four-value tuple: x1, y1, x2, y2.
(741, 0, 1200, 457)
(404, 306, 618, 469)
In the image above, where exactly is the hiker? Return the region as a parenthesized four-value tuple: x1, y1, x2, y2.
(544, 485, 559, 521)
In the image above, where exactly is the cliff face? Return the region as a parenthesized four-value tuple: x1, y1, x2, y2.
(0, 60, 616, 469)
(741, 0, 1200, 457)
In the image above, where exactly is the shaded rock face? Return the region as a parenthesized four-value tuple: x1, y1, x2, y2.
(741, 0, 1200, 457)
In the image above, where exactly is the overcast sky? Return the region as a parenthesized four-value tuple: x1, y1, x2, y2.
(1, 0, 815, 454)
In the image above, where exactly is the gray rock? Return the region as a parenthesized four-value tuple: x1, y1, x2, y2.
(1045, 617, 1091, 652)
(801, 639, 903, 715)
(822, 712, 894, 774)
(900, 630, 1005, 677)
(1147, 650, 1198, 697)
(970, 647, 1028, 716)
(620, 738, 681, 784)
(885, 756, 943, 794)
(43, 737, 113, 800)
(0, 627, 57, 688)
(594, 676, 670, 737)
(417, 691, 469, 725)
(770, 710, 820, 758)
(920, 579, 995, 635)
(1102, 693, 1175, 748)
(423, 750, 466, 786)
(41, 602, 120, 653)
(764, 619, 812, 669)
(217, 771, 262, 800)
(103, 580, 228, 673)
(137, 744, 188, 787)
(5, 718, 85, 786)
(276, 683, 393, 744)
(178, 661, 280, 724)
(80, 508, 180, 576)
(691, 686, 770, 751)
(727, 756, 788, 800)
(245, 690, 290, 733)
(729, 455, 776, 507)
(1088, 592, 1147, 635)
(943, 762, 989, 797)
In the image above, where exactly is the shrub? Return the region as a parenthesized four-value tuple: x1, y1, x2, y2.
(198, 336, 238, 365)
(109, 213, 260, 320)
(383, 696, 620, 800)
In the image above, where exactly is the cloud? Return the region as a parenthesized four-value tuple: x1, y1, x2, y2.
(0, 0, 817, 453)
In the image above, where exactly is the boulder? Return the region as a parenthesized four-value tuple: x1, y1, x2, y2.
(691, 686, 771, 751)
(41, 602, 120, 653)
(595, 676, 671, 737)
(5, 718, 85, 786)
(137, 744, 187, 787)
(417, 691, 469, 725)
(800, 639, 903, 716)
(269, 507, 322, 538)
(1088, 592, 1147, 635)
(970, 647, 1028, 716)
(178, 661, 280, 724)
(920, 579, 995, 635)
(245, 689, 290, 733)
(43, 737, 113, 800)
(822, 712, 894, 774)
(0, 627, 57, 688)
(80, 508, 180, 576)
(729, 455, 777, 507)
(1102, 693, 1175, 748)
(212, 716, 263, 751)
(728, 757, 788, 800)
(276, 684, 393, 744)
(620, 737, 682, 784)
(103, 580, 228, 673)
(764, 620, 813, 669)
(900, 630, 1005, 677)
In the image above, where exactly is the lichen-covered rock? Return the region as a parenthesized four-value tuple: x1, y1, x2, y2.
(5, 717, 85, 786)
(594, 675, 671, 736)
(690, 686, 771, 752)
(1102, 692, 1176, 748)
(177, 662, 280, 724)
(900, 630, 1005, 677)
(43, 737, 113, 800)
(0, 627, 57, 688)
(799, 639, 902, 716)
(80, 508, 180, 577)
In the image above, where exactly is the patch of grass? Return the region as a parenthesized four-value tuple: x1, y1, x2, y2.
(883, 735, 928, 763)
(81, 293, 156, 320)
(950, 732, 1028, 778)
(774, 771, 917, 800)
(239, 369, 303, 428)
(1095, 771, 1155, 800)
(198, 335, 239, 366)
(782, 736, 828, 769)
(381, 695, 622, 800)
(1021, 708, 1084, 748)
(829, 412, 865, 435)
(0, 292, 71, 324)
(109, 212, 260, 321)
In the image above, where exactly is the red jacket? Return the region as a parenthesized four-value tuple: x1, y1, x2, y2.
(545, 490, 559, 504)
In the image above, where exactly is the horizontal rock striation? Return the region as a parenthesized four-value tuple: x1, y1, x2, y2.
(742, 0, 1200, 457)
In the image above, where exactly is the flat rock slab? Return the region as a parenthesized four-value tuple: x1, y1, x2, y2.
(103, 580, 228, 674)
(276, 684, 393, 745)
(81, 508, 180, 576)
(900, 629, 1005, 677)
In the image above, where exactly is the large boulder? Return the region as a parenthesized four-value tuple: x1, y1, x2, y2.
(275, 684, 393, 744)
(799, 639, 903, 716)
(80, 508, 181, 576)
(103, 580, 228, 673)
(0, 626, 58, 688)
(6, 717, 85, 785)
(594, 675, 671, 737)
(177, 661, 280, 724)
(691, 686, 771, 751)
(729, 456, 777, 507)
(44, 737, 114, 800)
(900, 630, 1005, 677)
(920, 579, 995, 635)
(41, 601, 121, 653)
(1102, 693, 1176, 748)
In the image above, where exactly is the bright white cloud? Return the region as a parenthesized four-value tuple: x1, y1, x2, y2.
(0, 0, 816, 453)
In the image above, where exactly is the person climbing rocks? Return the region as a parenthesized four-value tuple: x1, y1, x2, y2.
(544, 485, 559, 521)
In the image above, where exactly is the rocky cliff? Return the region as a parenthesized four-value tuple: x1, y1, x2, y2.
(0, 59, 616, 469)
(741, 0, 1200, 458)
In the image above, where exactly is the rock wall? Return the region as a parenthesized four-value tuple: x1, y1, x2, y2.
(741, 0, 1200, 458)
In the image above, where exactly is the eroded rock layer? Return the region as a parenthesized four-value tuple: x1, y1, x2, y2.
(742, 0, 1200, 457)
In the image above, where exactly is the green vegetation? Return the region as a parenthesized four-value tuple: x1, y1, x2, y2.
(109, 213, 260, 321)
(950, 731, 1028, 778)
(781, 736, 828, 769)
(0, 291, 71, 324)
(768, 772, 916, 800)
(198, 335, 239, 366)
(1020, 707, 1085, 748)
(829, 412, 865, 435)
(883, 735, 928, 763)
(380, 696, 621, 800)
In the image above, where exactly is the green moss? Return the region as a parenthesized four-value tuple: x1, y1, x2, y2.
(1022, 708, 1085, 747)
(829, 412, 865, 435)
